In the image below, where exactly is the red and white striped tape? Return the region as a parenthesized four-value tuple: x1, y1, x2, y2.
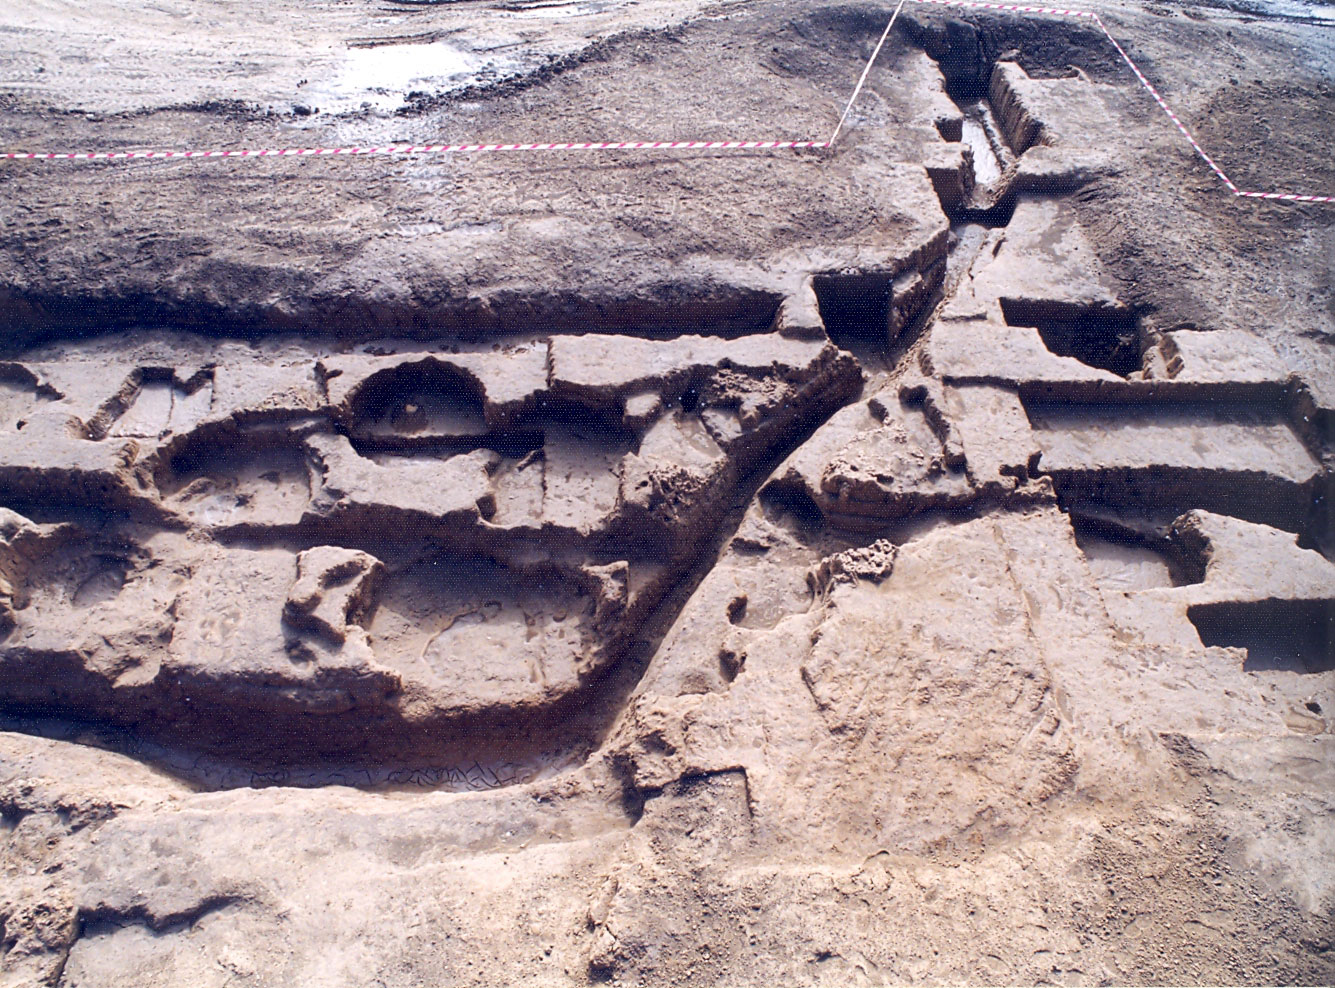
(912, 0, 1095, 16)
(0, 139, 830, 160)
(1, 0, 1329, 204)
(917, 1, 1330, 201)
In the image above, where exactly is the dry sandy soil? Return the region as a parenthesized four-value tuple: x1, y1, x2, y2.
(0, 0, 1332, 985)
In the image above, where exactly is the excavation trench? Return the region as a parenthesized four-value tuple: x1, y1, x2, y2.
(0, 329, 869, 792)
(1189, 599, 1334, 675)
(1025, 396, 1328, 543)
(7, 9, 1315, 800)
(0, 285, 790, 352)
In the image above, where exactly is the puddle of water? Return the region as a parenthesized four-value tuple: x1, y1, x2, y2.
(307, 41, 485, 112)
(500, 0, 617, 18)
(954, 99, 1011, 200)
(961, 116, 1003, 187)
(1223, 0, 1335, 22)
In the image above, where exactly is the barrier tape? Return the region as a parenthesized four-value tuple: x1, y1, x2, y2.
(1090, 12, 1240, 193)
(0, 139, 830, 160)
(831, 0, 910, 145)
(912, 0, 1095, 15)
(0, 0, 1329, 204)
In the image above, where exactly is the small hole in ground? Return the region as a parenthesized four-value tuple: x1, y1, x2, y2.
(957, 192, 1018, 229)
(760, 479, 825, 532)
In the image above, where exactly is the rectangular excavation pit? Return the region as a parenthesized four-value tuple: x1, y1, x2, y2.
(368, 554, 608, 709)
(1071, 517, 1185, 592)
(1188, 599, 1333, 674)
(1000, 297, 1141, 377)
(813, 263, 944, 353)
(158, 434, 313, 530)
(1024, 399, 1323, 534)
(812, 272, 894, 352)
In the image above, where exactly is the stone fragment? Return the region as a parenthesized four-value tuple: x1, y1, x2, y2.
(809, 538, 898, 591)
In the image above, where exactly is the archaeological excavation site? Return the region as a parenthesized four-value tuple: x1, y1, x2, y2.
(0, 0, 1332, 984)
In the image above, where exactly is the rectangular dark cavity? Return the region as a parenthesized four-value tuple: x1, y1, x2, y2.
(812, 272, 893, 351)
(1000, 297, 1141, 377)
(935, 116, 964, 143)
(1188, 599, 1334, 674)
(1021, 399, 1322, 540)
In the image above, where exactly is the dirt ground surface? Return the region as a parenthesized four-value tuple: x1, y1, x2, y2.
(0, 0, 1332, 985)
